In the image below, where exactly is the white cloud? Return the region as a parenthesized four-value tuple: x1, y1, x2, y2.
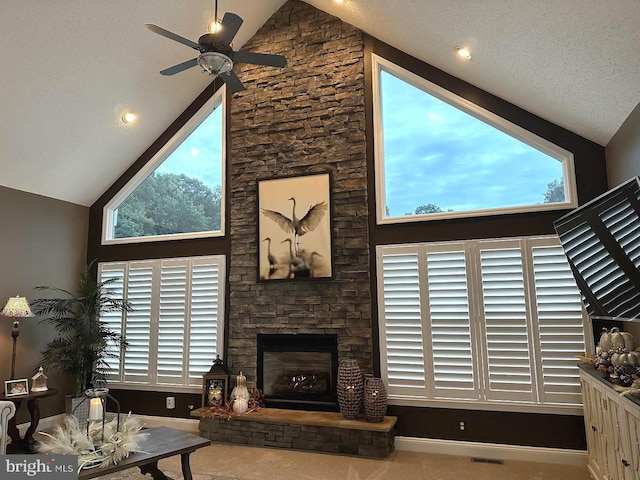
(380, 72, 564, 216)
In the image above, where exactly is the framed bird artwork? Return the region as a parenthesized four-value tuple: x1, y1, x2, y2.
(257, 172, 333, 281)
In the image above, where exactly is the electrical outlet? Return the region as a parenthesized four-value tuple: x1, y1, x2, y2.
(459, 421, 465, 431)
(166, 396, 175, 409)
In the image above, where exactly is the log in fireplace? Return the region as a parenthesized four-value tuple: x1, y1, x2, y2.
(257, 333, 338, 411)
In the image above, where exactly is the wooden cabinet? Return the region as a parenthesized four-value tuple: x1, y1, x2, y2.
(620, 398, 640, 480)
(580, 369, 640, 479)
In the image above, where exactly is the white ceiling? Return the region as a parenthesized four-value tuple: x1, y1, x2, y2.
(2, 0, 639, 206)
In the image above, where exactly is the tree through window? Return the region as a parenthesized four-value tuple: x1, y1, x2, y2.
(103, 90, 225, 243)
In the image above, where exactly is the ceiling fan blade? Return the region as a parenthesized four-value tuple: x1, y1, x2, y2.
(215, 12, 243, 46)
(232, 51, 287, 68)
(160, 58, 199, 76)
(145, 24, 202, 51)
(221, 70, 245, 93)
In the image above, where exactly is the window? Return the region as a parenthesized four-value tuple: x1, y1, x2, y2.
(98, 255, 225, 391)
(102, 89, 225, 244)
(372, 54, 577, 223)
(377, 236, 591, 413)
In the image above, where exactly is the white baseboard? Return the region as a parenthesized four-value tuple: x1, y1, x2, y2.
(394, 436, 588, 467)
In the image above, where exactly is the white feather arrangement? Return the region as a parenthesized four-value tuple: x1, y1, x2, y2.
(37, 414, 148, 471)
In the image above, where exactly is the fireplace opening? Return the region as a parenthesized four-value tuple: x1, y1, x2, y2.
(257, 334, 338, 411)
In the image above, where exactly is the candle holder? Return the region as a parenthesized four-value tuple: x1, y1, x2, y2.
(363, 377, 387, 422)
(337, 358, 363, 419)
(72, 387, 121, 444)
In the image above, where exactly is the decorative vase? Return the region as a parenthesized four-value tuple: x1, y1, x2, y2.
(337, 358, 363, 419)
(364, 377, 387, 422)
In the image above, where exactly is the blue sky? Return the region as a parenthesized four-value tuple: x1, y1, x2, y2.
(380, 71, 564, 217)
(149, 69, 563, 215)
(156, 105, 223, 190)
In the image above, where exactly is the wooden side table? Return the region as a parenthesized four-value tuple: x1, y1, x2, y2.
(0, 388, 57, 453)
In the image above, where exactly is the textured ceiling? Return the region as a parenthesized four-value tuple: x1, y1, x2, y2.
(1, 0, 639, 206)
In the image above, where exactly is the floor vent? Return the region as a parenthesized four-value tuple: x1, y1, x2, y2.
(471, 457, 504, 465)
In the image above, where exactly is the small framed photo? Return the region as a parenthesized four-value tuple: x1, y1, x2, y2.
(5, 378, 29, 397)
(203, 374, 229, 408)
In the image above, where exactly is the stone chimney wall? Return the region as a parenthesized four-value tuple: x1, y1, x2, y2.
(227, 0, 371, 380)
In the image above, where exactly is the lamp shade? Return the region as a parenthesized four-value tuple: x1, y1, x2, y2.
(1, 296, 34, 317)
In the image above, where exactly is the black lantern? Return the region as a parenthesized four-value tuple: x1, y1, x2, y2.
(202, 355, 229, 408)
(72, 383, 121, 444)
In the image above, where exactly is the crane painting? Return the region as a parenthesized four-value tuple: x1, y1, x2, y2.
(257, 173, 332, 281)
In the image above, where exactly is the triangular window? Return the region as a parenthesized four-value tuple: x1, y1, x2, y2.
(103, 89, 225, 244)
(372, 55, 577, 223)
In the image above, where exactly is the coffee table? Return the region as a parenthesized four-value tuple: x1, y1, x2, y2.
(78, 426, 210, 480)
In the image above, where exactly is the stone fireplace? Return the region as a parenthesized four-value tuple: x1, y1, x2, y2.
(257, 333, 338, 411)
(226, 0, 372, 384)
(191, 2, 393, 457)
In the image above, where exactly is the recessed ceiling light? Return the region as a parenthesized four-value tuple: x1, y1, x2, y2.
(455, 47, 472, 60)
(122, 112, 137, 124)
(335, 0, 347, 4)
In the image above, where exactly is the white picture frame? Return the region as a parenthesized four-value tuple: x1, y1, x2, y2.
(5, 378, 29, 397)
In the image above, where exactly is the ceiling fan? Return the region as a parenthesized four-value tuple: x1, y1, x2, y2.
(145, 5, 287, 93)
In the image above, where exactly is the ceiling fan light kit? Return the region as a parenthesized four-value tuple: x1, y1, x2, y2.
(208, 19, 222, 33)
(198, 52, 233, 77)
(145, 8, 287, 93)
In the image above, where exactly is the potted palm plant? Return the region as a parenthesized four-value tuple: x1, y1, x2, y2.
(31, 261, 131, 403)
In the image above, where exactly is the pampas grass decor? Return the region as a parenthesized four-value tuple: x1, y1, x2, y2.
(37, 414, 147, 471)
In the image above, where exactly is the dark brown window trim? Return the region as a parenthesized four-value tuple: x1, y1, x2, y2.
(364, 33, 608, 247)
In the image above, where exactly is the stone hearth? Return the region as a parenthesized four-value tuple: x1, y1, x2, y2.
(192, 408, 396, 458)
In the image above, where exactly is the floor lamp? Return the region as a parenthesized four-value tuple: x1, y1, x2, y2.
(1, 296, 34, 380)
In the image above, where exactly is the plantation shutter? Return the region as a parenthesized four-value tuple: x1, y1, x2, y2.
(377, 236, 588, 409)
(554, 178, 640, 319)
(188, 257, 224, 385)
(529, 239, 588, 404)
(123, 262, 154, 383)
(557, 221, 628, 317)
(98, 263, 126, 381)
(157, 260, 188, 384)
(98, 255, 225, 389)
(377, 246, 426, 396)
(425, 246, 477, 399)
(477, 242, 535, 402)
(600, 196, 640, 269)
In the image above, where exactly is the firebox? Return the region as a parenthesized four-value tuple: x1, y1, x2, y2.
(257, 333, 338, 411)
